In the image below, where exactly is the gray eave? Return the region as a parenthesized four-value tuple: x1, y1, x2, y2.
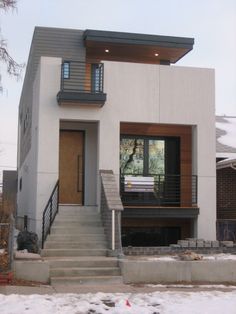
(84, 29, 194, 50)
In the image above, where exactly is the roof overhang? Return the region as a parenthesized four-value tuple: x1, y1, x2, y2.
(84, 29, 194, 64)
(217, 158, 236, 170)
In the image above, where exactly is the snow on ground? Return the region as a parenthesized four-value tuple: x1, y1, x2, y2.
(144, 253, 236, 261)
(216, 117, 236, 148)
(1, 290, 236, 314)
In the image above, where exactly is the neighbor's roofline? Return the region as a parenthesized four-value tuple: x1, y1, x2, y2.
(216, 152, 236, 158)
(217, 158, 236, 170)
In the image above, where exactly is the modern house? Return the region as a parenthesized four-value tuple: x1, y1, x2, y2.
(216, 116, 236, 241)
(17, 27, 216, 254)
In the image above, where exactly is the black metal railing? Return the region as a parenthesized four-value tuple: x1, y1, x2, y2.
(42, 180, 59, 249)
(120, 174, 197, 207)
(60, 61, 104, 93)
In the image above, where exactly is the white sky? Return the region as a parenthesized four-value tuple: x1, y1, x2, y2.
(0, 0, 236, 180)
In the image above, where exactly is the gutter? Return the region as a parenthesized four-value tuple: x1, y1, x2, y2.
(230, 162, 236, 171)
(217, 159, 236, 170)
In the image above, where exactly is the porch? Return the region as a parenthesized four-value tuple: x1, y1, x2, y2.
(120, 173, 197, 207)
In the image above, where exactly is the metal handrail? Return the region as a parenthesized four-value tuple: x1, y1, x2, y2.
(100, 170, 123, 255)
(120, 173, 197, 206)
(42, 180, 59, 249)
(60, 61, 104, 94)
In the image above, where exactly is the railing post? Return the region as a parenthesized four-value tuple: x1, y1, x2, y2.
(61, 62, 64, 91)
(42, 214, 45, 249)
(49, 199, 52, 234)
(111, 209, 115, 251)
(56, 184, 59, 214)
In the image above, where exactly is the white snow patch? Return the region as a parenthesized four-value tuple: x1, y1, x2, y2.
(145, 256, 177, 261)
(142, 253, 236, 261)
(216, 118, 236, 148)
(1, 291, 236, 313)
(203, 254, 236, 261)
(147, 284, 236, 289)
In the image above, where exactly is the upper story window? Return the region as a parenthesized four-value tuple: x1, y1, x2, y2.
(91, 63, 103, 93)
(63, 62, 70, 79)
(23, 108, 29, 134)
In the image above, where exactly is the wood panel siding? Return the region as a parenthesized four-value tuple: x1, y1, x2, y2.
(120, 123, 193, 207)
(84, 63, 91, 92)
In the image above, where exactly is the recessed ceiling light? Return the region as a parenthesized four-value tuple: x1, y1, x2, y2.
(105, 49, 109, 53)
(154, 53, 159, 57)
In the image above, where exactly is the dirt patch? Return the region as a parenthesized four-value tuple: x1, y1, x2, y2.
(0, 252, 9, 271)
(5, 278, 48, 287)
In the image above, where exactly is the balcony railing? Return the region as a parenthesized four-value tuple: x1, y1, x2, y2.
(57, 61, 106, 106)
(120, 174, 197, 207)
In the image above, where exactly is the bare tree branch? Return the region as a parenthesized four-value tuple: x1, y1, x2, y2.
(0, 0, 17, 11)
(0, 40, 24, 78)
(0, 0, 24, 92)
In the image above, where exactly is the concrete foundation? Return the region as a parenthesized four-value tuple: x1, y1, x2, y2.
(120, 259, 236, 284)
(13, 260, 50, 283)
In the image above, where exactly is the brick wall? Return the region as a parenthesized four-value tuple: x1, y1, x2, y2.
(217, 167, 236, 219)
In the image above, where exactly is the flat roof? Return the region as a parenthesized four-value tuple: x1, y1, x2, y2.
(84, 29, 194, 64)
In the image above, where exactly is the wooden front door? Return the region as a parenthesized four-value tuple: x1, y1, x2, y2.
(59, 130, 84, 204)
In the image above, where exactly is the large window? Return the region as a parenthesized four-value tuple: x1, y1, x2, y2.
(120, 136, 179, 175)
(120, 138, 144, 174)
(120, 135, 180, 205)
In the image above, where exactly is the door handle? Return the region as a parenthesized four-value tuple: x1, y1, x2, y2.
(77, 155, 83, 192)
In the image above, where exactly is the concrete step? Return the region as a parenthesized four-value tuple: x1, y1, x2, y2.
(50, 226, 104, 235)
(45, 257, 119, 268)
(52, 220, 102, 227)
(58, 205, 98, 214)
(50, 267, 120, 277)
(51, 275, 123, 286)
(47, 234, 106, 241)
(41, 248, 107, 257)
(44, 241, 107, 249)
(55, 214, 101, 221)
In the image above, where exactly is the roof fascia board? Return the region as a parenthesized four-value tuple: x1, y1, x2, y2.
(84, 30, 194, 49)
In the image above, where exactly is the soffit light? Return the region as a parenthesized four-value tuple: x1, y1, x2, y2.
(105, 49, 110, 53)
(154, 53, 159, 57)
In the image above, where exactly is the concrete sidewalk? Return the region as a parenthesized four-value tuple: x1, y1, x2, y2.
(1, 283, 236, 295)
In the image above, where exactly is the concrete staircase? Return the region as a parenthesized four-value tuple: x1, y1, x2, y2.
(41, 205, 122, 285)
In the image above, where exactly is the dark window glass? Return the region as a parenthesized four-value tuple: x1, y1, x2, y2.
(92, 64, 102, 92)
(19, 177, 22, 191)
(63, 62, 70, 79)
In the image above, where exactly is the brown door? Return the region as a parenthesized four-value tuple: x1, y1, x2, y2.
(59, 130, 84, 204)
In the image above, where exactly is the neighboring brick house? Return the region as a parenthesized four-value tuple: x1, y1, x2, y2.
(216, 116, 236, 241)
